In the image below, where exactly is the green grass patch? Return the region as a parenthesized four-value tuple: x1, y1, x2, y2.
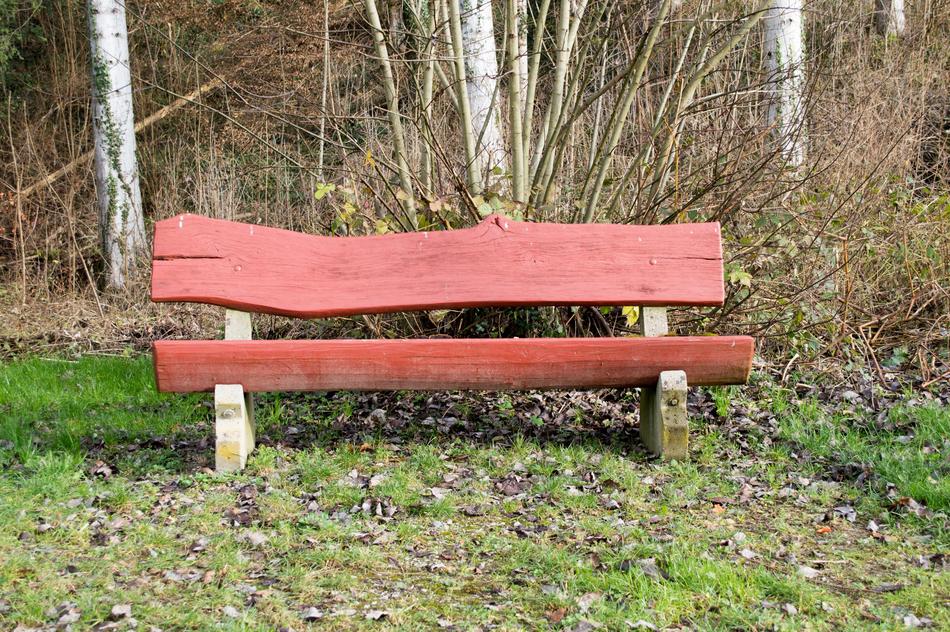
(773, 386, 950, 514)
(0, 355, 947, 630)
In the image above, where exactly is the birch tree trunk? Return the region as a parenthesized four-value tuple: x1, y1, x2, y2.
(764, 0, 806, 168)
(88, 0, 145, 289)
(447, 0, 481, 191)
(875, 0, 906, 37)
(460, 0, 505, 189)
(364, 0, 416, 223)
(655, 0, 681, 15)
(516, 0, 528, 106)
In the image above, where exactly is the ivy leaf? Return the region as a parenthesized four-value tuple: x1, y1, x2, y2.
(428, 309, 449, 323)
(621, 306, 640, 328)
(314, 183, 336, 201)
(374, 218, 391, 235)
(727, 267, 752, 288)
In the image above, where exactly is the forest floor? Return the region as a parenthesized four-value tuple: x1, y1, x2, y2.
(0, 355, 947, 631)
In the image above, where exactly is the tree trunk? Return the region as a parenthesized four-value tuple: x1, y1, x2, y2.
(655, 0, 681, 15)
(364, 0, 417, 223)
(875, 0, 906, 37)
(516, 0, 528, 106)
(460, 0, 505, 188)
(764, 0, 806, 168)
(87, 0, 145, 289)
(506, 0, 526, 202)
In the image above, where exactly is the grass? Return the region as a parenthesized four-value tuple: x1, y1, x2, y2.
(773, 388, 950, 514)
(0, 356, 947, 630)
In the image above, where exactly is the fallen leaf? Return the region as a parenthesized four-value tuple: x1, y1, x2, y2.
(798, 565, 820, 579)
(902, 613, 933, 628)
(163, 570, 184, 582)
(222, 606, 240, 619)
(893, 497, 933, 518)
(89, 461, 112, 478)
(110, 604, 132, 620)
(545, 607, 567, 624)
(834, 505, 857, 522)
(58, 608, 81, 625)
(636, 558, 666, 581)
(496, 474, 530, 497)
(372, 531, 396, 545)
(577, 592, 601, 613)
(301, 607, 324, 621)
(241, 531, 269, 547)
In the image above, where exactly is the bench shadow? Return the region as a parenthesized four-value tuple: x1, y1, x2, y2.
(254, 389, 654, 457)
(80, 389, 673, 476)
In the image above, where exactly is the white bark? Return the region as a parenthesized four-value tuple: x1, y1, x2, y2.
(88, 0, 145, 289)
(654, 0, 682, 15)
(875, 0, 906, 37)
(318, 0, 330, 178)
(764, 0, 806, 168)
(516, 0, 528, 106)
(460, 0, 505, 186)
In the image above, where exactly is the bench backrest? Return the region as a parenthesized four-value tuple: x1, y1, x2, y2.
(151, 214, 725, 317)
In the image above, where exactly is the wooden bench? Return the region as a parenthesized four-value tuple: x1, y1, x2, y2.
(151, 213, 754, 472)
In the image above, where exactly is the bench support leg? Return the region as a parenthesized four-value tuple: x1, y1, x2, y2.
(639, 370, 689, 460)
(215, 384, 255, 472)
(215, 309, 256, 473)
(638, 306, 688, 459)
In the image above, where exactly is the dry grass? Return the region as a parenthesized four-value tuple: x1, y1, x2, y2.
(0, 0, 947, 378)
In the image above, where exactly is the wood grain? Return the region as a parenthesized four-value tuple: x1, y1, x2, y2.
(153, 336, 754, 393)
(151, 214, 725, 317)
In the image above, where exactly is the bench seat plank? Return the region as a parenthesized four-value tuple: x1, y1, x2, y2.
(152, 214, 725, 317)
(153, 336, 754, 393)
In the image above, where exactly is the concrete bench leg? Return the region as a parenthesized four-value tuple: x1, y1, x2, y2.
(216, 310, 256, 473)
(215, 384, 255, 471)
(638, 306, 688, 460)
(639, 370, 688, 460)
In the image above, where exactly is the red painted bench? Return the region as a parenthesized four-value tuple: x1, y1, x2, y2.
(151, 213, 754, 471)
